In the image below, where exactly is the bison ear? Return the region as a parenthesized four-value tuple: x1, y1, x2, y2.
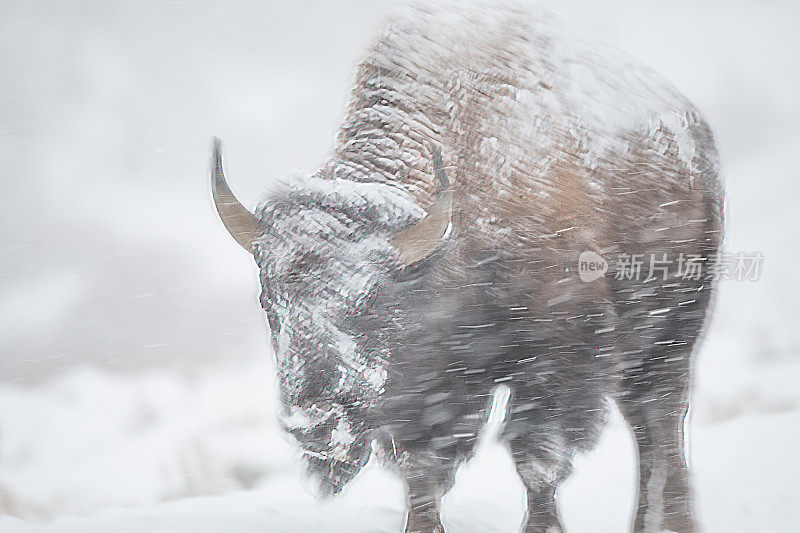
(210, 137, 259, 253)
(390, 147, 453, 266)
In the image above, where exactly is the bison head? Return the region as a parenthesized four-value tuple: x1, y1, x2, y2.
(209, 138, 451, 494)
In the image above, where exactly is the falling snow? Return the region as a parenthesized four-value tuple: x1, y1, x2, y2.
(1, 1, 798, 533)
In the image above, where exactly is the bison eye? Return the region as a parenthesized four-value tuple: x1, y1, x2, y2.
(284, 271, 304, 284)
(285, 251, 323, 283)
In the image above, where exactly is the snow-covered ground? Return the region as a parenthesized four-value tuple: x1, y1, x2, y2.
(1, 358, 798, 532)
(1, 0, 799, 531)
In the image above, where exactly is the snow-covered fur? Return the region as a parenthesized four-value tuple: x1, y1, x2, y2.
(252, 2, 722, 531)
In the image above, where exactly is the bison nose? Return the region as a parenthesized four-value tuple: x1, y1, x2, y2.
(300, 400, 335, 420)
(280, 401, 336, 441)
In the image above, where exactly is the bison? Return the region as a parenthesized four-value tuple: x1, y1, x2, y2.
(210, 3, 723, 532)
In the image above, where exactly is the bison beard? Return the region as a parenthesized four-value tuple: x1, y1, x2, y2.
(211, 2, 723, 532)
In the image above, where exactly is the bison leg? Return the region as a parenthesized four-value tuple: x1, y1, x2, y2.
(405, 506, 444, 533)
(405, 475, 445, 533)
(511, 443, 571, 533)
(402, 452, 457, 533)
(521, 481, 564, 533)
(610, 253, 714, 532)
(614, 362, 696, 533)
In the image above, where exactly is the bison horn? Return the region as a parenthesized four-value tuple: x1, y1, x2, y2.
(391, 147, 454, 265)
(210, 137, 259, 253)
